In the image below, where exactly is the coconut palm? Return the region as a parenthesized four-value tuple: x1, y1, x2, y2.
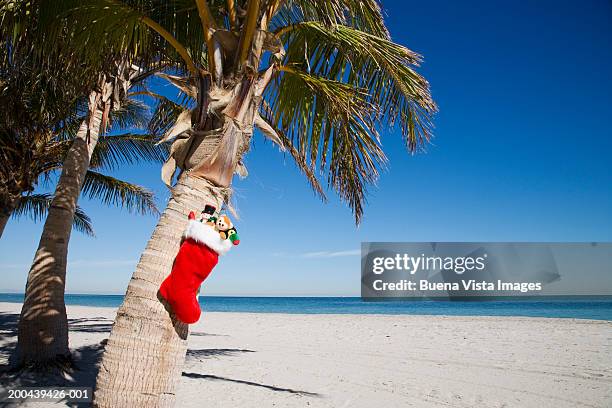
(0, 90, 168, 369)
(74, 0, 437, 406)
(12, 95, 170, 367)
(0, 129, 92, 238)
(0, 31, 168, 370)
(0, 69, 165, 239)
(9, 193, 94, 237)
(0, 0, 170, 368)
(0, 1, 135, 240)
(0, 125, 165, 239)
(0, 1, 98, 238)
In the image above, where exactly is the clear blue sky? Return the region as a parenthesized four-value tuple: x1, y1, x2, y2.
(1, 0, 611, 295)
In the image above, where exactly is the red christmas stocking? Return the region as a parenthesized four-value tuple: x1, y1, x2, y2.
(159, 214, 233, 324)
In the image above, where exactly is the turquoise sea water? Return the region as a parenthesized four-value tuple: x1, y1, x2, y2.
(1, 293, 611, 320)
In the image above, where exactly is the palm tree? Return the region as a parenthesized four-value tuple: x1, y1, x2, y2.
(0, 30, 168, 370)
(0, 65, 165, 239)
(0, 86, 167, 369)
(0, 125, 165, 240)
(0, 6, 164, 241)
(0, 1, 99, 238)
(82, 0, 436, 406)
(9, 193, 95, 237)
(1, 121, 166, 365)
(0, 0, 169, 368)
(0, 128, 92, 238)
(13, 91, 171, 367)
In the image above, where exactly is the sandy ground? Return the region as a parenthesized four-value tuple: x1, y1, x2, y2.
(1, 302, 611, 407)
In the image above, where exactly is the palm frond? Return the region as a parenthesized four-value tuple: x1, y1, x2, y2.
(275, 21, 437, 151)
(11, 194, 52, 223)
(38, 0, 159, 72)
(12, 193, 95, 236)
(72, 205, 96, 236)
(256, 106, 326, 200)
(257, 5, 436, 222)
(38, 0, 436, 224)
(147, 93, 192, 138)
(107, 98, 150, 133)
(90, 133, 169, 171)
(271, 0, 389, 37)
(82, 170, 159, 215)
(263, 67, 386, 222)
(48, 0, 210, 75)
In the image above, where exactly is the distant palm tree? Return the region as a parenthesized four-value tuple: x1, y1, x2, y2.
(1, 1, 168, 368)
(0, 2, 97, 237)
(0, 126, 165, 239)
(12, 90, 169, 367)
(10, 193, 94, 237)
(0, 45, 167, 370)
(80, 1, 437, 406)
(0, 80, 166, 238)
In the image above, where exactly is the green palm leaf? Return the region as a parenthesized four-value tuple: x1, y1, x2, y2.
(146, 92, 192, 138)
(257, 102, 326, 200)
(12, 193, 95, 236)
(72, 206, 95, 236)
(43, 0, 436, 224)
(55, 97, 150, 141)
(45, 0, 208, 74)
(263, 67, 386, 221)
(82, 170, 159, 215)
(271, 0, 389, 37)
(274, 21, 436, 151)
(36, 132, 169, 180)
(107, 98, 150, 133)
(90, 133, 169, 171)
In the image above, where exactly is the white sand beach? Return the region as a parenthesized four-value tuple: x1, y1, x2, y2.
(1, 302, 611, 407)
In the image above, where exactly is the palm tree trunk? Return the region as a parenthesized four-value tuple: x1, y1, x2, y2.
(94, 74, 260, 406)
(17, 100, 103, 366)
(93, 173, 224, 408)
(0, 197, 18, 239)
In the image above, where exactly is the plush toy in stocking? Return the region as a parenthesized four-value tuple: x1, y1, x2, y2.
(158, 206, 239, 324)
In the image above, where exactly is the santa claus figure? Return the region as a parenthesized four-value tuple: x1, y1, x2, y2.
(158, 207, 239, 324)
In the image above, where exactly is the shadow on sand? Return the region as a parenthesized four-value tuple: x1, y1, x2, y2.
(182, 372, 322, 397)
(1, 312, 321, 401)
(186, 348, 255, 359)
(0, 312, 107, 406)
(0, 312, 113, 336)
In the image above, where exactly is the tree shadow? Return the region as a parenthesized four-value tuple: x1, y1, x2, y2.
(0, 341, 105, 407)
(0, 311, 109, 406)
(1, 313, 318, 404)
(0, 312, 112, 338)
(0, 312, 19, 334)
(182, 372, 322, 397)
(186, 348, 255, 360)
(190, 331, 228, 337)
(68, 319, 113, 334)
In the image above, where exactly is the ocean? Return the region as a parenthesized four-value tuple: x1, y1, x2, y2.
(1, 293, 611, 320)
